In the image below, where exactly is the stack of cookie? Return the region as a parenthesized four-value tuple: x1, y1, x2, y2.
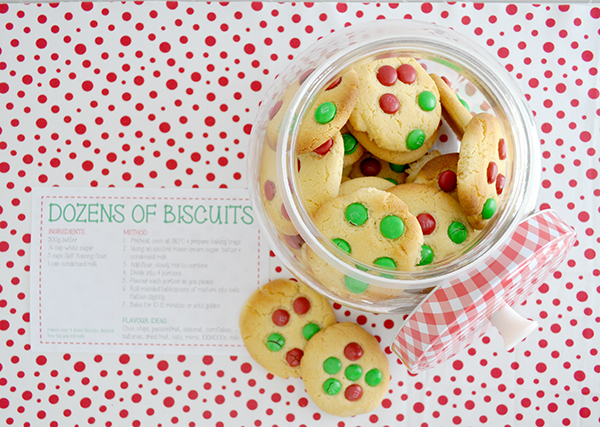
(259, 57, 508, 298)
(240, 279, 390, 417)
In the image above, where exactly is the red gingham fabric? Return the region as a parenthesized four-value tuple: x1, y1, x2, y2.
(392, 210, 576, 373)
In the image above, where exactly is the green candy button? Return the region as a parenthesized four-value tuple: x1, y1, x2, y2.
(302, 323, 320, 341)
(333, 238, 351, 254)
(314, 101, 337, 124)
(323, 357, 342, 375)
(345, 203, 369, 226)
(389, 162, 408, 173)
(374, 257, 396, 269)
(482, 198, 497, 220)
(345, 364, 363, 381)
(418, 244, 434, 266)
(457, 93, 470, 112)
(342, 133, 358, 155)
(418, 91, 437, 111)
(365, 368, 383, 387)
(448, 221, 468, 244)
(266, 333, 285, 352)
(344, 276, 369, 294)
(380, 215, 405, 240)
(406, 129, 426, 151)
(385, 178, 398, 185)
(323, 378, 342, 396)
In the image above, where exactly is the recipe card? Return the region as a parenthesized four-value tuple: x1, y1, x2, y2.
(30, 187, 268, 354)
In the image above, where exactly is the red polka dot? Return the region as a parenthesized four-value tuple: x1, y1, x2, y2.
(498, 47, 510, 58)
(584, 249, 596, 260)
(582, 50, 594, 62)
(160, 42, 171, 53)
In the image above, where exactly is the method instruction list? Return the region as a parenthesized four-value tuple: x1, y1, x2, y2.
(30, 187, 268, 354)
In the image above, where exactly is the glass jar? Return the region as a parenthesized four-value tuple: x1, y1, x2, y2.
(247, 20, 541, 315)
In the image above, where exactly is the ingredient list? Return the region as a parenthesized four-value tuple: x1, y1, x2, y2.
(31, 187, 267, 354)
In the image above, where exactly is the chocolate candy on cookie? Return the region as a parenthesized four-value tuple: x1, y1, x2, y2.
(239, 279, 337, 379)
(312, 187, 423, 271)
(348, 58, 442, 164)
(348, 153, 409, 186)
(430, 73, 473, 140)
(265, 80, 301, 151)
(298, 132, 345, 216)
(259, 145, 298, 236)
(300, 322, 390, 417)
(457, 113, 507, 230)
(347, 120, 441, 166)
(412, 152, 460, 199)
(296, 70, 360, 154)
(387, 183, 477, 265)
(341, 127, 365, 168)
(305, 187, 423, 298)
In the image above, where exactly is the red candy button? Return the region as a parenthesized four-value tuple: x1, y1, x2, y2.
(313, 138, 334, 155)
(284, 234, 304, 250)
(272, 309, 290, 326)
(344, 342, 363, 361)
(417, 213, 436, 235)
(487, 161, 498, 184)
(376, 65, 397, 86)
(299, 68, 314, 85)
(438, 170, 457, 192)
(397, 63, 417, 84)
(345, 384, 363, 401)
(496, 173, 506, 195)
(379, 93, 400, 114)
(286, 348, 304, 367)
(297, 158, 301, 172)
(269, 99, 283, 120)
(264, 180, 276, 201)
(326, 77, 342, 91)
(360, 158, 382, 177)
(293, 297, 311, 315)
(498, 138, 507, 160)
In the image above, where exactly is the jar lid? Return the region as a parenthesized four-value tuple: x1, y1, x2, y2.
(391, 209, 576, 373)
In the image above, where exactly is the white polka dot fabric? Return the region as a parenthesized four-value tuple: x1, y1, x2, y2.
(0, 2, 598, 426)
